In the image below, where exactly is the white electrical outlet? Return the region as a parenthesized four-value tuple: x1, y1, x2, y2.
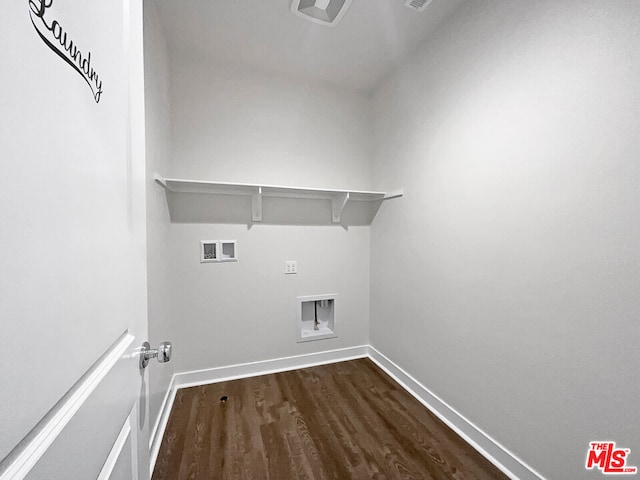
(285, 261, 298, 274)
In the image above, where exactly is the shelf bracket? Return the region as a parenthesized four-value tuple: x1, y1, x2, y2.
(331, 192, 349, 223)
(252, 187, 263, 222)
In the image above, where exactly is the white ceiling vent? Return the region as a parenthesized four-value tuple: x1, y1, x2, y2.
(291, 0, 353, 27)
(403, 0, 434, 12)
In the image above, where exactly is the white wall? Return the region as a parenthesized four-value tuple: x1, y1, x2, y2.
(169, 56, 372, 189)
(370, 1, 640, 479)
(167, 224, 370, 372)
(161, 58, 372, 375)
(143, 2, 174, 433)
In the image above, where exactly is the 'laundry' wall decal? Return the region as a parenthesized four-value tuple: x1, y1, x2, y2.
(28, 0, 104, 103)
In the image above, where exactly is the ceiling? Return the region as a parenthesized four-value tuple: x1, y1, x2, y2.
(154, 0, 466, 94)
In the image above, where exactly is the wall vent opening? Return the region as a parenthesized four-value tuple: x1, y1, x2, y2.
(403, 0, 434, 12)
(291, 0, 353, 26)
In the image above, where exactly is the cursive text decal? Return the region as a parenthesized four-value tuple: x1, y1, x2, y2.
(29, 0, 104, 103)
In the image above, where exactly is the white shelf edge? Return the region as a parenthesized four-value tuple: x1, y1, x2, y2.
(155, 174, 391, 197)
(154, 174, 403, 223)
(384, 190, 404, 200)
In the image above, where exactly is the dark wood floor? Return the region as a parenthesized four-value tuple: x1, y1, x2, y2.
(152, 358, 508, 480)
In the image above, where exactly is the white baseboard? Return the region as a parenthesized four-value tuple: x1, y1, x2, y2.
(173, 345, 369, 390)
(150, 344, 545, 480)
(149, 345, 368, 473)
(368, 346, 546, 480)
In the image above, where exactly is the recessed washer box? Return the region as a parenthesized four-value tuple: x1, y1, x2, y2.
(200, 240, 237, 263)
(297, 294, 337, 342)
(219, 240, 237, 262)
(200, 240, 218, 263)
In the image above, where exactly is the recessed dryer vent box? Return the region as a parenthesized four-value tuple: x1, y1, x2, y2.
(297, 294, 337, 343)
(200, 240, 237, 263)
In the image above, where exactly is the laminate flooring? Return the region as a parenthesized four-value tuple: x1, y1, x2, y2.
(152, 358, 509, 480)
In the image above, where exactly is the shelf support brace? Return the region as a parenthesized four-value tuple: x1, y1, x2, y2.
(252, 187, 263, 222)
(331, 193, 349, 223)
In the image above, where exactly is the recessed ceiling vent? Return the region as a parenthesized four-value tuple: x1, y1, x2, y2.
(291, 0, 353, 27)
(403, 0, 434, 12)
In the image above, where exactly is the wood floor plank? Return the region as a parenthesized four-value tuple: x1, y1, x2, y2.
(152, 359, 509, 480)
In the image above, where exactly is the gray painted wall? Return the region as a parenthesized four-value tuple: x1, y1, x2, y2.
(370, 1, 640, 479)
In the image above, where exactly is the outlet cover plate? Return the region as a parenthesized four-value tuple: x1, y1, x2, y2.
(285, 261, 297, 274)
